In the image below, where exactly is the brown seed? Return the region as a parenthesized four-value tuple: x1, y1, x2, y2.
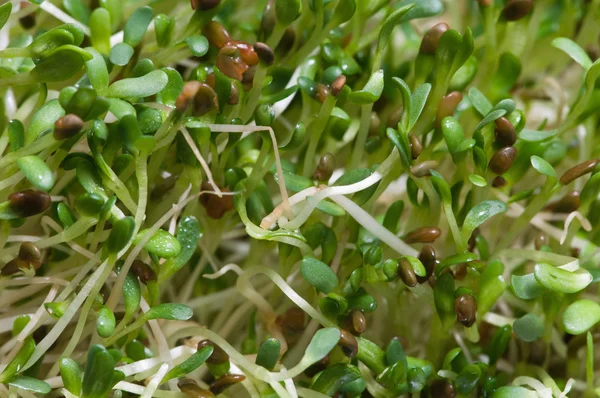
(226, 40, 259, 66)
(492, 176, 507, 188)
(435, 91, 463, 128)
(313, 153, 335, 181)
(315, 84, 330, 103)
(417, 245, 436, 283)
(203, 21, 230, 49)
(397, 257, 417, 287)
(571, 247, 581, 258)
(216, 45, 249, 81)
(404, 227, 441, 244)
(430, 379, 456, 398)
(331, 75, 347, 97)
(276, 307, 306, 332)
(227, 82, 240, 105)
(19, 5, 36, 30)
(253, 42, 275, 66)
(409, 133, 423, 159)
(304, 355, 329, 377)
(260, 0, 276, 38)
(559, 159, 600, 185)
(175, 81, 202, 111)
(242, 66, 257, 87)
(350, 310, 366, 334)
(9, 190, 51, 218)
(190, 0, 221, 11)
(178, 379, 215, 398)
(453, 263, 468, 280)
(502, 0, 533, 21)
(494, 117, 517, 147)
(410, 160, 438, 177)
(535, 234, 548, 250)
(19, 242, 41, 263)
(338, 329, 359, 358)
(204, 195, 226, 219)
(209, 374, 245, 395)
(489, 146, 517, 175)
(54, 114, 84, 140)
(419, 22, 450, 55)
(387, 107, 403, 129)
(369, 112, 380, 136)
(193, 84, 219, 116)
(131, 260, 157, 284)
(454, 294, 477, 327)
(150, 175, 177, 200)
(1, 258, 27, 276)
(545, 191, 581, 213)
(197, 340, 230, 364)
(477, 0, 492, 6)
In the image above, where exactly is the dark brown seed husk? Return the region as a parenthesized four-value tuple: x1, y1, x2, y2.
(408, 133, 423, 159)
(430, 379, 456, 398)
(454, 294, 477, 327)
(492, 176, 507, 188)
(350, 310, 366, 334)
(242, 66, 257, 87)
(535, 234, 548, 250)
(227, 82, 240, 105)
(313, 153, 335, 181)
(559, 159, 600, 185)
(226, 40, 259, 66)
(369, 112, 381, 136)
(9, 190, 51, 218)
(150, 175, 178, 200)
(494, 117, 517, 147)
(489, 146, 517, 175)
(502, 0, 533, 21)
(276, 307, 306, 332)
(419, 22, 450, 55)
(545, 191, 580, 213)
(253, 42, 275, 66)
(304, 355, 329, 377)
(387, 107, 403, 129)
(193, 84, 219, 116)
(398, 258, 418, 287)
(404, 227, 442, 244)
(453, 263, 468, 280)
(191, 0, 221, 11)
(571, 247, 581, 258)
(209, 374, 245, 395)
(217, 45, 249, 81)
(435, 91, 463, 127)
(178, 379, 215, 398)
(1, 258, 27, 276)
(176, 81, 202, 111)
(477, 0, 492, 6)
(19, 242, 41, 263)
(19, 12, 36, 30)
(276, 28, 296, 56)
(54, 114, 84, 140)
(417, 245, 436, 283)
(331, 75, 347, 97)
(131, 260, 157, 284)
(203, 21, 230, 48)
(410, 160, 438, 177)
(198, 340, 230, 364)
(315, 84, 330, 103)
(338, 329, 359, 358)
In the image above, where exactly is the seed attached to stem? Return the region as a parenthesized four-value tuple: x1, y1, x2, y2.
(409, 133, 423, 159)
(430, 379, 457, 398)
(454, 294, 477, 327)
(315, 84, 330, 103)
(398, 257, 418, 287)
(190, 0, 221, 11)
(494, 117, 517, 147)
(436, 92, 463, 127)
(1, 258, 27, 276)
(178, 379, 215, 398)
(226, 40, 259, 66)
(203, 21, 231, 48)
(350, 310, 366, 334)
(545, 191, 580, 213)
(502, 0, 534, 21)
(131, 260, 157, 284)
(54, 114, 84, 140)
(197, 340, 230, 364)
(419, 22, 450, 55)
(9, 190, 51, 218)
(489, 146, 517, 175)
(253, 42, 275, 66)
(276, 307, 306, 333)
(193, 84, 219, 116)
(313, 153, 335, 182)
(209, 374, 246, 395)
(217, 45, 249, 81)
(338, 329, 359, 358)
(176, 81, 202, 111)
(417, 245, 436, 283)
(404, 227, 442, 244)
(331, 75, 347, 97)
(535, 234, 548, 250)
(492, 176, 507, 188)
(559, 159, 600, 185)
(410, 160, 438, 177)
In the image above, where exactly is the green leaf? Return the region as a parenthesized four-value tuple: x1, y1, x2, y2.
(376, 4, 416, 54)
(395, 0, 443, 20)
(468, 87, 492, 116)
(276, 0, 302, 25)
(461, 200, 507, 243)
(552, 37, 593, 70)
(60, 358, 83, 396)
(313, 364, 362, 395)
(143, 303, 193, 321)
(162, 345, 214, 383)
(441, 116, 464, 156)
(106, 216, 135, 254)
(85, 47, 109, 93)
(27, 99, 65, 144)
(530, 156, 556, 180)
(82, 345, 116, 398)
(159, 216, 202, 282)
(473, 109, 506, 133)
(409, 83, 431, 130)
(0, 2, 12, 31)
(534, 263, 592, 294)
(519, 128, 557, 142)
(0, 338, 35, 383)
(277, 172, 313, 192)
(301, 257, 339, 293)
(256, 338, 281, 371)
(186, 35, 209, 57)
(385, 338, 407, 367)
(301, 328, 341, 365)
(493, 387, 538, 398)
(469, 174, 487, 187)
(156, 67, 183, 107)
(8, 120, 25, 152)
(96, 305, 116, 338)
(7, 376, 51, 394)
(105, 70, 168, 98)
(133, 228, 181, 258)
(563, 299, 600, 335)
(89, 8, 111, 54)
(513, 313, 544, 342)
(123, 6, 153, 47)
(30, 46, 89, 83)
(17, 156, 54, 191)
(109, 42, 134, 66)
(434, 272, 455, 329)
(122, 269, 141, 318)
(63, 0, 90, 24)
(456, 364, 481, 394)
(450, 55, 478, 91)
(348, 70, 384, 104)
(511, 273, 545, 300)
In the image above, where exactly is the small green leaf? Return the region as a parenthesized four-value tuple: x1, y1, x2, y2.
(256, 338, 281, 371)
(513, 313, 544, 342)
(563, 299, 600, 335)
(530, 156, 556, 180)
(511, 273, 545, 300)
(434, 272, 455, 329)
(156, 67, 183, 107)
(468, 87, 492, 116)
(30, 46, 89, 83)
(519, 129, 557, 142)
(473, 109, 506, 133)
(106, 70, 168, 98)
(106, 216, 135, 254)
(376, 4, 416, 54)
(143, 303, 193, 321)
(63, 0, 90, 24)
(552, 37, 593, 70)
(82, 345, 116, 398)
(385, 338, 407, 367)
(109, 42, 134, 66)
(348, 70, 384, 104)
(302, 328, 341, 364)
(85, 47, 109, 93)
(0, 3, 12, 31)
(301, 257, 339, 293)
(159, 216, 202, 282)
(89, 8, 111, 54)
(123, 6, 153, 47)
(8, 120, 25, 152)
(456, 364, 481, 394)
(27, 99, 65, 144)
(534, 263, 592, 294)
(409, 83, 432, 130)
(276, 0, 302, 25)
(122, 269, 141, 318)
(7, 376, 51, 394)
(133, 228, 181, 258)
(493, 386, 538, 398)
(469, 174, 487, 187)
(162, 346, 214, 383)
(17, 156, 54, 191)
(60, 358, 83, 396)
(186, 35, 209, 57)
(96, 305, 116, 338)
(461, 200, 507, 243)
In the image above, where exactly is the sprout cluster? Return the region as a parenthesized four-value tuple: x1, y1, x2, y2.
(0, 0, 599, 397)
